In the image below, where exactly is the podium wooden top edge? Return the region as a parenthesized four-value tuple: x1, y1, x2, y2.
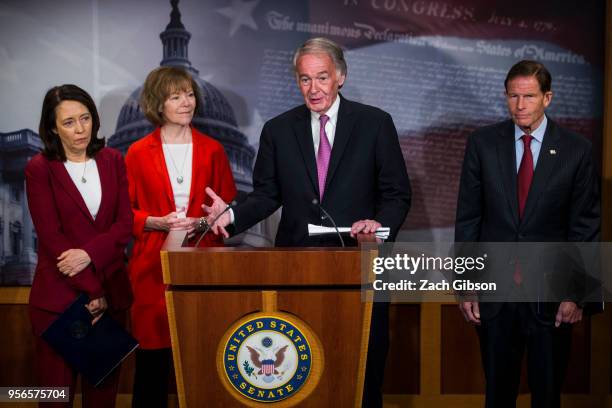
(160, 231, 380, 286)
(161, 231, 379, 253)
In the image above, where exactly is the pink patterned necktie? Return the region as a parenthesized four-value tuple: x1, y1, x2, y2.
(317, 114, 331, 201)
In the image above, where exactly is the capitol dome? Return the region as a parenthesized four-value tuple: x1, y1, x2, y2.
(108, 0, 255, 193)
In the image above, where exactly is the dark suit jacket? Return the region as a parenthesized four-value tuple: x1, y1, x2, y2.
(233, 95, 411, 246)
(454, 117, 600, 321)
(25, 148, 133, 334)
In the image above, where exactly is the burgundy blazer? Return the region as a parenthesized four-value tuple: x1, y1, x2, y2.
(25, 147, 133, 333)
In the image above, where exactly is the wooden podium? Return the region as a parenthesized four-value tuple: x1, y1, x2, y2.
(161, 231, 373, 407)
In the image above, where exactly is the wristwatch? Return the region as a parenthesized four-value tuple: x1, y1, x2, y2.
(196, 217, 209, 233)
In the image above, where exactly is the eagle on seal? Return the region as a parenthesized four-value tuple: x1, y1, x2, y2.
(247, 345, 289, 375)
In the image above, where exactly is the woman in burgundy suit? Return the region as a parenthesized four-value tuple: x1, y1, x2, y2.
(125, 66, 236, 407)
(25, 84, 133, 407)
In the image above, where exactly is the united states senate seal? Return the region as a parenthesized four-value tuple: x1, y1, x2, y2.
(217, 312, 323, 405)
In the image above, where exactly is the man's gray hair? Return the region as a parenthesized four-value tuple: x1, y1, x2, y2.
(293, 37, 347, 77)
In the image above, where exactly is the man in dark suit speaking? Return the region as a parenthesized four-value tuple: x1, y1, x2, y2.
(206, 37, 410, 245)
(205, 37, 411, 406)
(455, 60, 600, 408)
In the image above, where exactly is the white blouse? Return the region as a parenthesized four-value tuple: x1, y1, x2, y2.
(162, 143, 193, 216)
(64, 158, 101, 219)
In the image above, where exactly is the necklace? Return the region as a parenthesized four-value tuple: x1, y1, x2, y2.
(161, 127, 190, 184)
(81, 160, 87, 183)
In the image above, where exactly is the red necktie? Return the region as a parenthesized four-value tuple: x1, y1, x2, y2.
(515, 134, 533, 285)
(517, 134, 534, 220)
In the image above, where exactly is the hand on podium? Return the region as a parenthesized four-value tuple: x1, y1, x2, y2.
(202, 187, 231, 238)
(350, 219, 382, 242)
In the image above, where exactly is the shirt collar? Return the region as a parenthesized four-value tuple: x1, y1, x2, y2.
(514, 114, 547, 143)
(311, 94, 340, 125)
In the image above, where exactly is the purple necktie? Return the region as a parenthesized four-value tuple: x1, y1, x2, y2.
(317, 114, 331, 201)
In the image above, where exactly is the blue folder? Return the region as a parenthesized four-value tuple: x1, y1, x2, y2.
(41, 294, 139, 387)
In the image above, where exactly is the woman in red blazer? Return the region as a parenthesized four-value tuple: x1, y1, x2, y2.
(125, 66, 236, 407)
(25, 84, 133, 407)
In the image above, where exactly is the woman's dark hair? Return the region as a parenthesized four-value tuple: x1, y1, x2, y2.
(39, 84, 105, 161)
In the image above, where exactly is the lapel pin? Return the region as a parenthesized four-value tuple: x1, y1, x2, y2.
(549, 149, 557, 155)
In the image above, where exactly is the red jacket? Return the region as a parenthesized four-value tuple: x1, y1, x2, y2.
(25, 148, 133, 334)
(125, 127, 236, 348)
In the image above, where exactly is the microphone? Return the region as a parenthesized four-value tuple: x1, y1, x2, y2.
(312, 198, 345, 248)
(195, 200, 237, 247)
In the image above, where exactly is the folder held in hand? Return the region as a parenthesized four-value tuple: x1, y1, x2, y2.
(41, 294, 138, 387)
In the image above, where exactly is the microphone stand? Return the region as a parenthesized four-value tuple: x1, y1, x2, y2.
(312, 199, 345, 248)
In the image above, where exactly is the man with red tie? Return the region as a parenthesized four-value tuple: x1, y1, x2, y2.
(455, 60, 600, 407)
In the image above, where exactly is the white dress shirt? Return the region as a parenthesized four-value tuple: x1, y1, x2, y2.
(230, 96, 342, 224)
(514, 115, 547, 172)
(310, 95, 340, 155)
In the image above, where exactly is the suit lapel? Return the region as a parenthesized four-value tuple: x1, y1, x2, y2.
(496, 121, 519, 227)
(521, 119, 560, 225)
(293, 106, 319, 196)
(148, 128, 175, 207)
(187, 128, 201, 212)
(324, 95, 355, 200)
(48, 160, 95, 223)
(93, 151, 111, 227)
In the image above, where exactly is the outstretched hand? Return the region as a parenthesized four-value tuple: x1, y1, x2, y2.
(202, 187, 231, 238)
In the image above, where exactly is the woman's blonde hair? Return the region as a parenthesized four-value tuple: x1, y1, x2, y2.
(140, 66, 202, 126)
